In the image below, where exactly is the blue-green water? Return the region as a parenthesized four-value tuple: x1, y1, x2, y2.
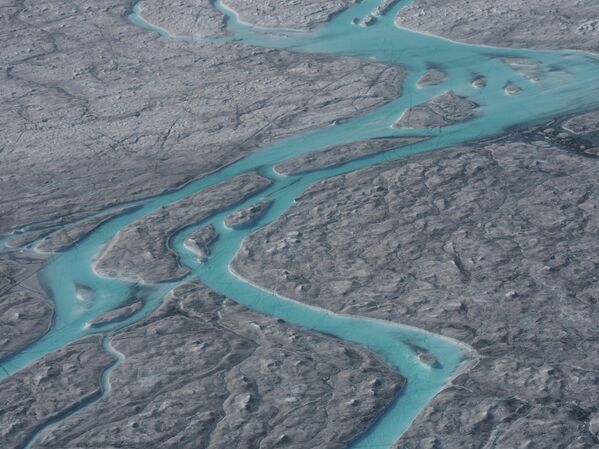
(3, 0, 599, 447)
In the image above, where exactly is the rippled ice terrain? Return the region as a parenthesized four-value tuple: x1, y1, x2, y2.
(3, 0, 599, 447)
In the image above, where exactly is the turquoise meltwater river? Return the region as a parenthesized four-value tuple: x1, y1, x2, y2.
(3, 0, 599, 448)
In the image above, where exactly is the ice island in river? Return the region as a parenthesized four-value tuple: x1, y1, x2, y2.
(1, 0, 599, 448)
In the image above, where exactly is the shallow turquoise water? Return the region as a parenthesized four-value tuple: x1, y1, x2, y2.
(3, 0, 599, 447)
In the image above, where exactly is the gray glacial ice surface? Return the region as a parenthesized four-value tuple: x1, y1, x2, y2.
(274, 136, 429, 176)
(234, 136, 599, 448)
(0, 336, 116, 449)
(0, 0, 404, 236)
(139, 0, 227, 37)
(0, 253, 52, 361)
(0, 291, 52, 361)
(562, 110, 599, 135)
(94, 172, 271, 283)
(221, 0, 355, 30)
(2, 0, 599, 447)
(28, 282, 403, 449)
(36, 207, 139, 253)
(395, 0, 599, 53)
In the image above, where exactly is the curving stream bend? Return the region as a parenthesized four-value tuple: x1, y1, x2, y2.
(3, 0, 599, 448)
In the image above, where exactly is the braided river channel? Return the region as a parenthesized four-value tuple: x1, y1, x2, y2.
(3, 0, 599, 447)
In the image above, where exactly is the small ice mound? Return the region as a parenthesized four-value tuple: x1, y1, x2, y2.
(393, 90, 479, 129)
(360, 15, 377, 27)
(417, 67, 447, 88)
(403, 340, 441, 368)
(75, 283, 93, 302)
(184, 224, 219, 262)
(504, 82, 522, 96)
(418, 352, 441, 368)
(224, 200, 272, 229)
(87, 300, 144, 328)
(472, 74, 487, 89)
